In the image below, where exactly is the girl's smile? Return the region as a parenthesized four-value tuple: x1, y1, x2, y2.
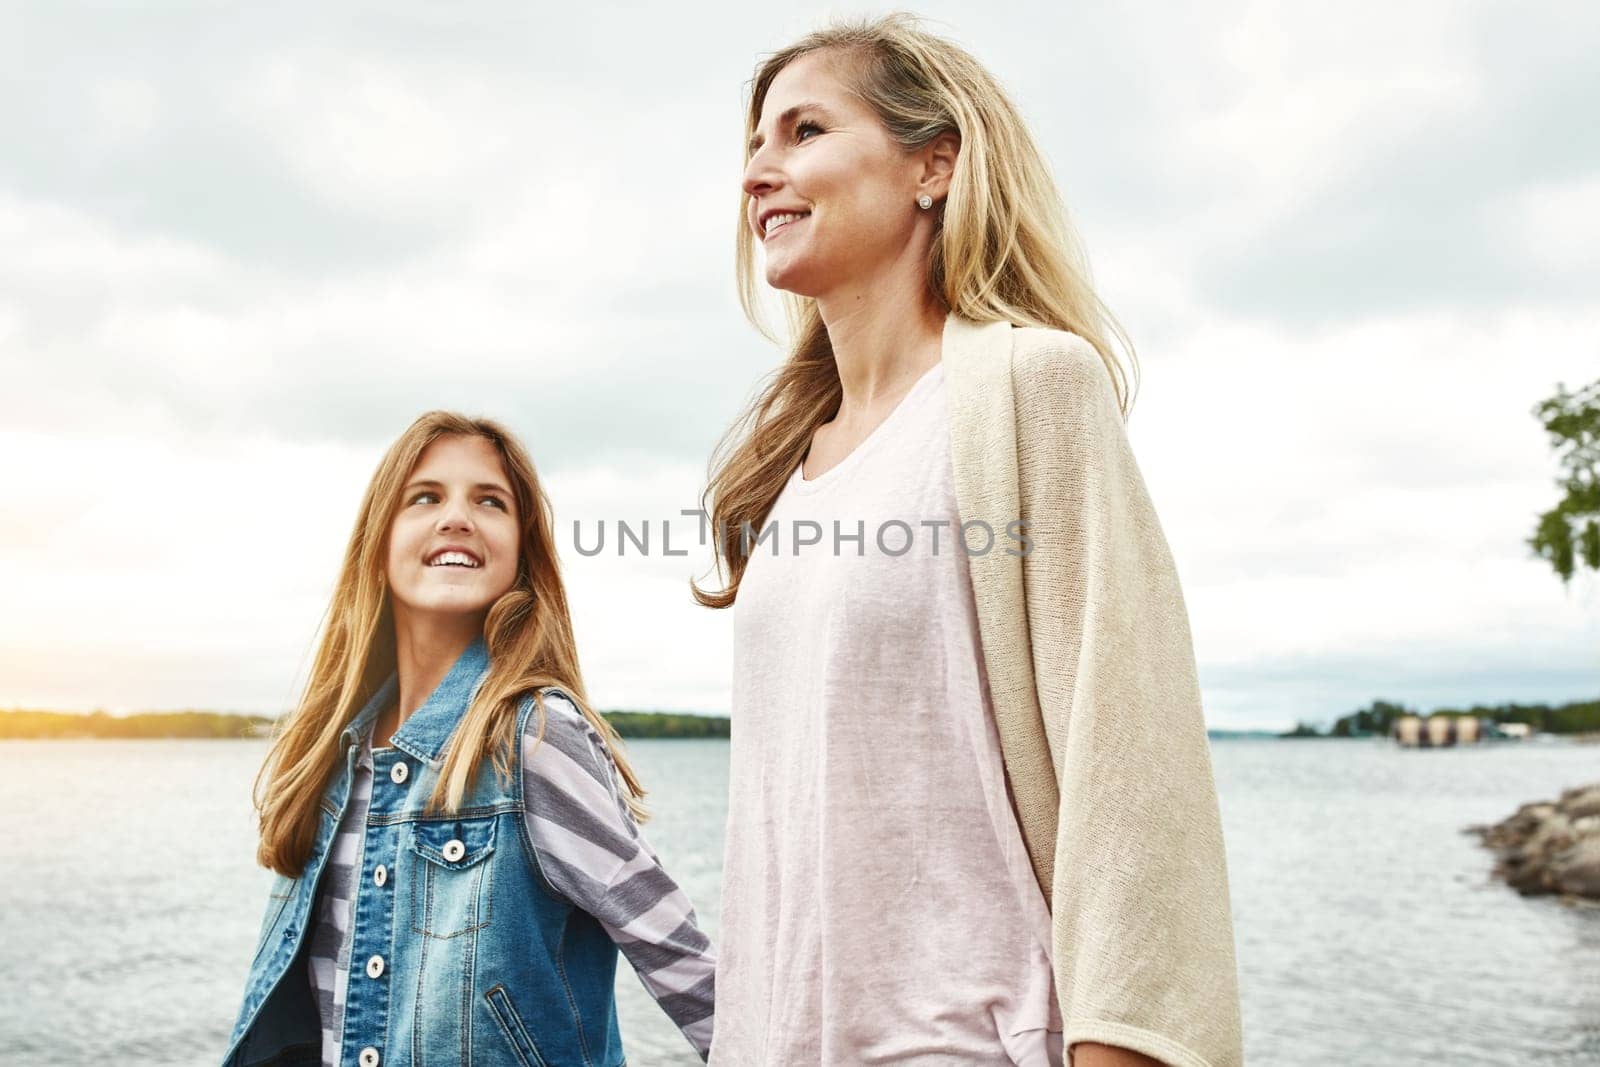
(424, 546, 483, 568)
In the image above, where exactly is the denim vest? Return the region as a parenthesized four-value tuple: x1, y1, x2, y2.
(223, 640, 624, 1067)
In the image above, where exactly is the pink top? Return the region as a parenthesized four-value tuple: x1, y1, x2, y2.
(712, 364, 1063, 1065)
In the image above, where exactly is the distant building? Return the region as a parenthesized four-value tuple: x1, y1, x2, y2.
(1393, 714, 1485, 747)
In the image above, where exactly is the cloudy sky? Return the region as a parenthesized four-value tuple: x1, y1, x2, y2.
(2, 1, 1595, 730)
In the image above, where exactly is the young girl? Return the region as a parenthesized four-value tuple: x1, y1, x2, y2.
(697, 15, 1240, 1067)
(225, 411, 714, 1066)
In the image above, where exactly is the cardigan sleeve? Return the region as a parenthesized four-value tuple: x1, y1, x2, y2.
(1010, 328, 1243, 1067)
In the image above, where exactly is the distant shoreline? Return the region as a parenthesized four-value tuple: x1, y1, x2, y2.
(0, 708, 731, 741)
(1276, 697, 1600, 740)
(6, 704, 1592, 744)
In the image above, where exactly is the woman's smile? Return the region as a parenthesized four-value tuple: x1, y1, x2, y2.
(762, 212, 811, 240)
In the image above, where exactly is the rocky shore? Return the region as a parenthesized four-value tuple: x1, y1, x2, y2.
(1467, 782, 1600, 902)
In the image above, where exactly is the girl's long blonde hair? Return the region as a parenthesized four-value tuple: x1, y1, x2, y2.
(255, 411, 644, 877)
(694, 12, 1137, 609)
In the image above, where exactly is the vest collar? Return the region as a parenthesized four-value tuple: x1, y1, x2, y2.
(338, 637, 491, 764)
(390, 637, 491, 765)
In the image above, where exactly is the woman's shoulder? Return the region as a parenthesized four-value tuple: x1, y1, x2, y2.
(1007, 324, 1110, 395)
(998, 326, 1125, 441)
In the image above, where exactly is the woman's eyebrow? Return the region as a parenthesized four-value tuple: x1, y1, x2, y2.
(748, 102, 835, 154)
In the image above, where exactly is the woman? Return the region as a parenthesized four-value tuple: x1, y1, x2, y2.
(695, 15, 1241, 1067)
(225, 412, 715, 1066)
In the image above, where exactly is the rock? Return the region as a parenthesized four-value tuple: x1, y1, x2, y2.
(1472, 783, 1600, 901)
(1523, 813, 1575, 858)
(1505, 859, 1550, 895)
(1551, 837, 1600, 897)
(1561, 788, 1600, 821)
(1489, 803, 1556, 845)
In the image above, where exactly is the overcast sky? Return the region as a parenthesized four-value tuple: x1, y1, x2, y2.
(2, 1, 1596, 730)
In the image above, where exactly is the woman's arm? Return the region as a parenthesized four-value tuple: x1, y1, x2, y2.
(1011, 328, 1243, 1067)
(521, 694, 716, 1060)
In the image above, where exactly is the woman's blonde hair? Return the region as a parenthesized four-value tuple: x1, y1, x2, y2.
(694, 12, 1137, 608)
(255, 411, 644, 876)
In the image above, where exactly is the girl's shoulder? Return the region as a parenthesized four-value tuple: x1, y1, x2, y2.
(520, 688, 618, 766)
(519, 689, 634, 824)
(533, 686, 582, 719)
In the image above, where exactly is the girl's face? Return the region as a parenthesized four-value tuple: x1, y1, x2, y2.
(385, 434, 521, 626)
(742, 51, 930, 298)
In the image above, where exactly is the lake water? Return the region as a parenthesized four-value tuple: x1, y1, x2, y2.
(0, 737, 1596, 1066)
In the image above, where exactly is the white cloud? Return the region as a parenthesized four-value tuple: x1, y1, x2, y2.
(1131, 302, 1600, 724)
(0, 425, 734, 714)
(1180, 1, 1481, 211)
(236, 51, 523, 217)
(1, 0, 1596, 729)
(1502, 173, 1600, 276)
(86, 77, 162, 147)
(0, 427, 372, 711)
(546, 462, 736, 713)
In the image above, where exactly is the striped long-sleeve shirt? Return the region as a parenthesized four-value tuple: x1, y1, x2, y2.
(305, 693, 716, 1063)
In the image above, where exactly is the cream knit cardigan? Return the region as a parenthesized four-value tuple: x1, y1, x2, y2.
(942, 313, 1244, 1067)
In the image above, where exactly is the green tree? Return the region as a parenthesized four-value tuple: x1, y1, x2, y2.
(1328, 699, 1412, 737)
(1529, 377, 1600, 584)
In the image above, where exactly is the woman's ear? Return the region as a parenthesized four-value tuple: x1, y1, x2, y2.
(918, 130, 960, 203)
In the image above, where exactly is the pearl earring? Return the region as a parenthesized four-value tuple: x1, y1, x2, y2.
(917, 194, 933, 210)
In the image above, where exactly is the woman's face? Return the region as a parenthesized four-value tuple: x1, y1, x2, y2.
(385, 434, 521, 628)
(742, 51, 932, 298)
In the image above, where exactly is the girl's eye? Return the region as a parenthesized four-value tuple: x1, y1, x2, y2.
(479, 496, 507, 510)
(411, 491, 439, 505)
(795, 120, 823, 142)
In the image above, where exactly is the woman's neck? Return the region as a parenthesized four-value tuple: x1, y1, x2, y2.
(815, 262, 946, 422)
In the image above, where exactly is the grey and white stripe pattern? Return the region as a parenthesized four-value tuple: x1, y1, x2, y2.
(304, 695, 716, 1065)
(525, 694, 716, 1057)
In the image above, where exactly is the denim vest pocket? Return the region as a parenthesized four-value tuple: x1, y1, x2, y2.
(484, 984, 553, 1067)
(408, 816, 497, 939)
